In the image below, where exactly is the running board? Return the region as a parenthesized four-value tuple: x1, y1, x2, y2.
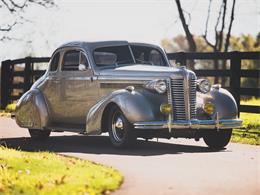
(46, 123, 85, 134)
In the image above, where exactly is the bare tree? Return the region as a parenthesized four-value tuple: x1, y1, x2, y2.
(203, 0, 236, 52)
(203, 0, 236, 83)
(224, 0, 236, 52)
(175, 0, 196, 52)
(175, 0, 196, 69)
(0, 0, 55, 40)
(175, 0, 236, 83)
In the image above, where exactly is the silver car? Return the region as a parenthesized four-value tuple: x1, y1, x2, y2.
(15, 41, 242, 149)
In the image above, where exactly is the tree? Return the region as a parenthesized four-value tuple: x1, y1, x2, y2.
(174, 0, 197, 69)
(161, 34, 214, 69)
(174, 0, 236, 84)
(175, 0, 236, 53)
(0, 0, 55, 41)
(175, 0, 196, 53)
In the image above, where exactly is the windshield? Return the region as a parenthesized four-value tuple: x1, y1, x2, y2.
(94, 45, 134, 68)
(93, 45, 167, 69)
(131, 45, 166, 66)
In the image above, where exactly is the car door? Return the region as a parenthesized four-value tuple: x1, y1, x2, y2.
(59, 48, 98, 125)
(40, 51, 63, 124)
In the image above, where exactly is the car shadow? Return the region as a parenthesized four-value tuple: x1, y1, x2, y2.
(0, 135, 228, 156)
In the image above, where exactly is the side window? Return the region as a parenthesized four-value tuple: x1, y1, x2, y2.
(80, 52, 89, 68)
(62, 50, 80, 71)
(50, 52, 60, 71)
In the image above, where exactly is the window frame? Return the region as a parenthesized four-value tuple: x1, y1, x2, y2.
(79, 51, 90, 69)
(61, 48, 92, 72)
(49, 51, 60, 72)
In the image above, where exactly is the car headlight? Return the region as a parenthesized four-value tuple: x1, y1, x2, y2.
(197, 79, 211, 93)
(144, 79, 167, 94)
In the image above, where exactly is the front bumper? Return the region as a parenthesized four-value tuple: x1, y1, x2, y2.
(134, 119, 242, 130)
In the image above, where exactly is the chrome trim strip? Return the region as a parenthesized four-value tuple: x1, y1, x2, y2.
(128, 45, 136, 64)
(182, 67, 190, 120)
(134, 119, 243, 130)
(167, 78, 173, 132)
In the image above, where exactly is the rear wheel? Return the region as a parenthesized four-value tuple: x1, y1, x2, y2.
(203, 129, 232, 150)
(108, 106, 136, 148)
(28, 129, 51, 140)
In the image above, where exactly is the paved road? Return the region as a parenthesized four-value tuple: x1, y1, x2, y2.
(0, 117, 259, 195)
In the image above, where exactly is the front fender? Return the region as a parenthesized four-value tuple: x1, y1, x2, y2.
(86, 89, 158, 134)
(210, 88, 238, 119)
(15, 89, 49, 129)
(197, 88, 238, 120)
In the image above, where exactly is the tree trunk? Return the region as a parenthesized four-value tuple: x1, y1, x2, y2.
(175, 0, 196, 69)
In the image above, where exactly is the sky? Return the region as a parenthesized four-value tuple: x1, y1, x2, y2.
(0, 0, 259, 60)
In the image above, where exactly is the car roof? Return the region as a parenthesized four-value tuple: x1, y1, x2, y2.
(58, 41, 160, 50)
(59, 41, 128, 49)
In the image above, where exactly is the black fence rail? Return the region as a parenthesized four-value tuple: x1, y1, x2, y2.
(1, 52, 259, 114)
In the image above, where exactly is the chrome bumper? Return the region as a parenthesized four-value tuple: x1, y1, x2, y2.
(134, 119, 243, 130)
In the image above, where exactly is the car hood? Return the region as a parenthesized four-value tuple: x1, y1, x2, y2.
(98, 64, 190, 79)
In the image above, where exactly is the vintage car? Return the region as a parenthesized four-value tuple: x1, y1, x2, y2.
(15, 41, 242, 149)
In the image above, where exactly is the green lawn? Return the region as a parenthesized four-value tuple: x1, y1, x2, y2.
(231, 98, 260, 145)
(0, 147, 123, 195)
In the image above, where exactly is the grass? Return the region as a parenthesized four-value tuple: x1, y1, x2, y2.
(240, 97, 260, 106)
(0, 103, 16, 117)
(0, 146, 123, 195)
(231, 98, 260, 145)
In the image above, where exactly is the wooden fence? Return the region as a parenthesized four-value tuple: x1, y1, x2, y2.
(168, 51, 259, 114)
(1, 52, 259, 114)
(1, 57, 49, 109)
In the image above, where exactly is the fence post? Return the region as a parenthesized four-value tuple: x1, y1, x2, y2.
(175, 52, 187, 66)
(24, 57, 32, 92)
(1, 60, 12, 109)
(230, 51, 241, 116)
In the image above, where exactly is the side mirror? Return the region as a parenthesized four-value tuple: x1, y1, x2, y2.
(79, 64, 87, 71)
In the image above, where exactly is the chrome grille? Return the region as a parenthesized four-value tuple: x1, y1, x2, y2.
(189, 77, 197, 119)
(170, 77, 196, 120)
(171, 79, 186, 120)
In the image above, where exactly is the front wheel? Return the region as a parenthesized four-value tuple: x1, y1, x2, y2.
(28, 129, 51, 140)
(203, 129, 232, 150)
(108, 106, 136, 148)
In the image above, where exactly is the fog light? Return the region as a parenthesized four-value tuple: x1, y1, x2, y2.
(203, 102, 215, 115)
(160, 103, 172, 114)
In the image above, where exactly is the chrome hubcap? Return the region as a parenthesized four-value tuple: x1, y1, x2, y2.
(115, 118, 123, 129)
(112, 112, 125, 142)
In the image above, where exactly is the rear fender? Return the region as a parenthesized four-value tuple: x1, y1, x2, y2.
(15, 89, 49, 129)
